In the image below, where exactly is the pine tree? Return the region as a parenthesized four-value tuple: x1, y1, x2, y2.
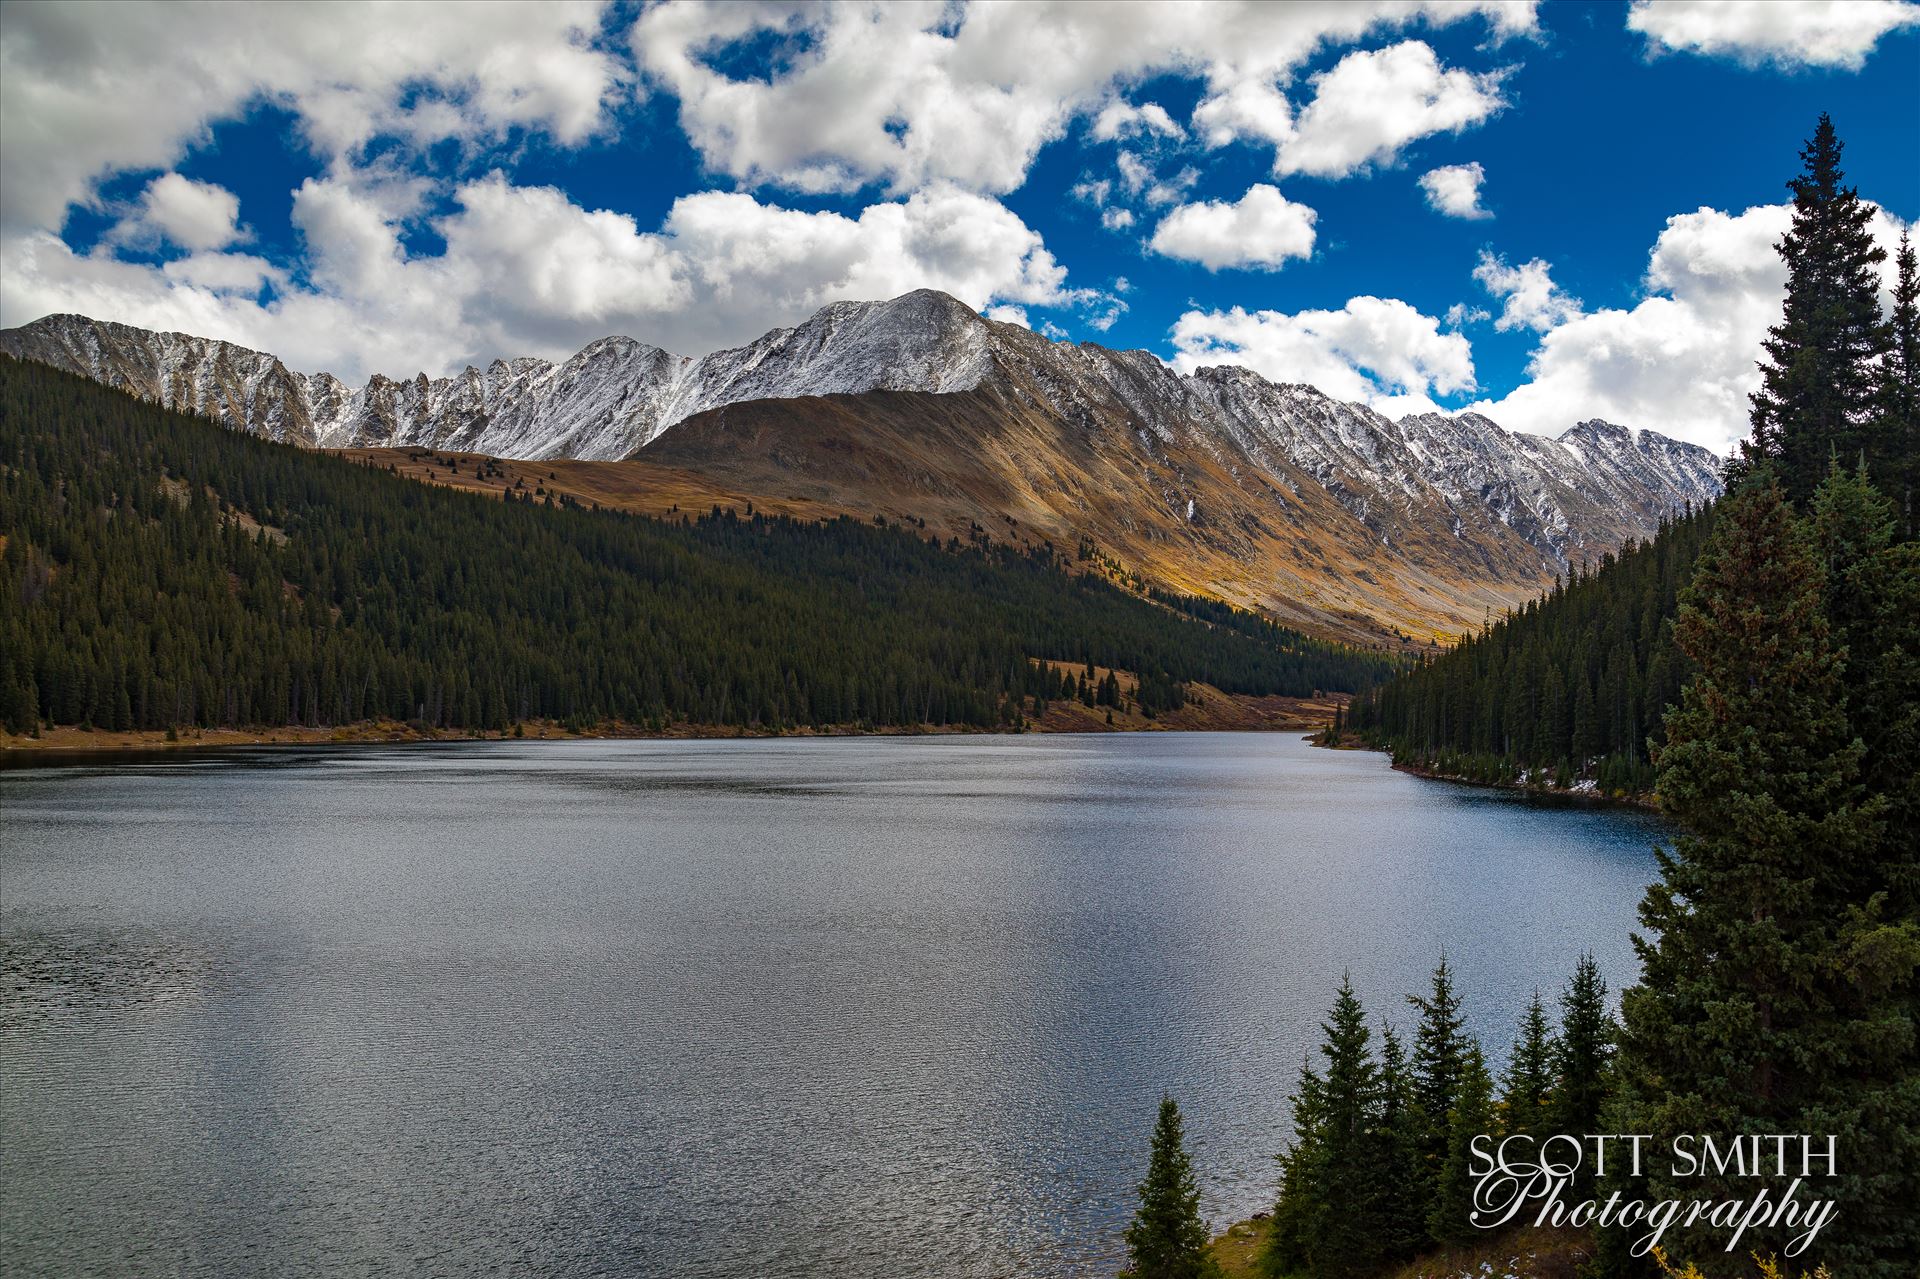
(1744, 114, 1890, 503)
(1876, 230, 1919, 533)
(1549, 954, 1613, 1199)
(1500, 989, 1556, 1140)
(1266, 978, 1390, 1279)
(1804, 458, 1920, 1274)
(1809, 456, 1920, 885)
(1615, 471, 1880, 1267)
(1406, 958, 1467, 1225)
(1267, 1057, 1325, 1278)
(1124, 1096, 1219, 1279)
(1372, 1024, 1427, 1263)
(1426, 1042, 1494, 1246)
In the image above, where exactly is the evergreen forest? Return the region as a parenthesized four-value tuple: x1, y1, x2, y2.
(0, 357, 1394, 738)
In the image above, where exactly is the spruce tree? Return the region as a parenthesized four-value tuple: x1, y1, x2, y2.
(1615, 471, 1880, 1267)
(1745, 114, 1890, 503)
(1265, 979, 1389, 1279)
(1124, 1095, 1218, 1279)
(1372, 1025, 1427, 1264)
(1406, 958, 1467, 1225)
(1809, 456, 1920, 888)
(1879, 230, 1920, 532)
(1426, 1042, 1494, 1246)
(1500, 989, 1556, 1140)
(1267, 1057, 1325, 1278)
(1804, 459, 1920, 1274)
(1550, 955, 1613, 1140)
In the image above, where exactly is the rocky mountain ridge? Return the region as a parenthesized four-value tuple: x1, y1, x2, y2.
(0, 294, 1723, 641)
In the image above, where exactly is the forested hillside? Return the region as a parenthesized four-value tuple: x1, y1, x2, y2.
(1345, 507, 1714, 794)
(0, 357, 1394, 738)
(1347, 115, 1918, 802)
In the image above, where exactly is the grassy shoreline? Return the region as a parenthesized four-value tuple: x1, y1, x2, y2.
(1205, 1215, 1594, 1279)
(1, 687, 1345, 760)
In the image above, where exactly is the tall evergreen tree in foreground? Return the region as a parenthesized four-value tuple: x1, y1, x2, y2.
(1744, 113, 1890, 503)
(1124, 1096, 1219, 1279)
(1372, 1025, 1427, 1262)
(1803, 458, 1920, 1273)
(1549, 956, 1614, 1140)
(1406, 958, 1468, 1226)
(1426, 1043, 1494, 1247)
(1598, 116, 1919, 1277)
(1499, 989, 1556, 1141)
(1809, 456, 1920, 882)
(1266, 979, 1392, 1279)
(1614, 471, 1885, 1268)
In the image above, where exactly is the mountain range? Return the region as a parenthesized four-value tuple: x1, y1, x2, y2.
(0, 292, 1722, 643)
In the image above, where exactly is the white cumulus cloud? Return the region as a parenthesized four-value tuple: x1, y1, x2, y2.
(1467, 201, 1911, 450)
(128, 173, 245, 251)
(1628, 0, 1920, 70)
(2, 173, 1107, 383)
(1473, 252, 1582, 331)
(1149, 185, 1318, 272)
(1170, 296, 1476, 413)
(1091, 100, 1185, 142)
(1191, 78, 1295, 149)
(1275, 42, 1511, 178)
(0, 1, 625, 234)
(161, 252, 283, 294)
(1419, 162, 1492, 220)
(632, 2, 1535, 194)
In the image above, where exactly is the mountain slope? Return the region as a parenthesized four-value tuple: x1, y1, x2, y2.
(1344, 505, 1717, 795)
(0, 295, 1722, 642)
(0, 356, 1397, 738)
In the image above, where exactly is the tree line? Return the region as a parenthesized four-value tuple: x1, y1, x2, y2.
(0, 359, 1399, 739)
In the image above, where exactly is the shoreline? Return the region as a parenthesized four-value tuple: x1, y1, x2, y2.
(0, 705, 1340, 764)
(1392, 757, 1661, 814)
(1311, 734, 1662, 814)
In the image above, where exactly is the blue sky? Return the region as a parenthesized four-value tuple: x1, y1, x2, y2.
(1, 1, 1915, 452)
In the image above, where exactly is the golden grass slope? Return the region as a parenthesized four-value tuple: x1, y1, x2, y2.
(344, 382, 1600, 648)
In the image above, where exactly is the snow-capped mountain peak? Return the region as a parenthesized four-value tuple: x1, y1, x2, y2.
(0, 293, 1721, 578)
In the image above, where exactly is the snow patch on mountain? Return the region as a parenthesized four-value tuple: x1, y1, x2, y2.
(0, 289, 1721, 567)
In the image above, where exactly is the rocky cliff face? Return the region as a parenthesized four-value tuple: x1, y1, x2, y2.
(1, 293, 1721, 641)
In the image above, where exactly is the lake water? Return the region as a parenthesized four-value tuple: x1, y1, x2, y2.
(0, 733, 1667, 1278)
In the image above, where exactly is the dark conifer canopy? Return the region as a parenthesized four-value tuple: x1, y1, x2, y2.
(1746, 113, 1892, 502)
